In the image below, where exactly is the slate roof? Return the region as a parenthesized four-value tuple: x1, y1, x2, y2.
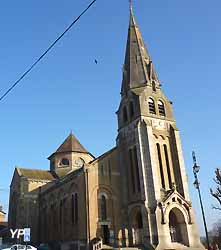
(56, 133, 88, 154)
(48, 133, 90, 159)
(16, 168, 56, 181)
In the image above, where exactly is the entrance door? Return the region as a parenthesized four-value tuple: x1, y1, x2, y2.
(133, 211, 143, 245)
(102, 225, 110, 244)
(169, 210, 182, 243)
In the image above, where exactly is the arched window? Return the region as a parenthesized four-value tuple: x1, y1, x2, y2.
(129, 148, 136, 193)
(163, 144, 172, 189)
(129, 101, 134, 118)
(148, 98, 156, 114)
(156, 143, 165, 189)
(133, 146, 141, 192)
(71, 193, 78, 224)
(158, 100, 165, 116)
(101, 195, 107, 220)
(123, 106, 128, 122)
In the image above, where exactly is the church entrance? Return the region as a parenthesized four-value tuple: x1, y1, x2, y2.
(102, 225, 110, 244)
(169, 210, 182, 242)
(169, 208, 188, 245)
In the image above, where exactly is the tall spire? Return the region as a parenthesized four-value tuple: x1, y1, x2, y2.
(121, 7, 160, 95)
(129, 2, 136, 27)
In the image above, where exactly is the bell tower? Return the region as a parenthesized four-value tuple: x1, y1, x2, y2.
(116, 7, 204, 250)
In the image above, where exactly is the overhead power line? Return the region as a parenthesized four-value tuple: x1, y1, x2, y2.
(0, 0, 97, 102)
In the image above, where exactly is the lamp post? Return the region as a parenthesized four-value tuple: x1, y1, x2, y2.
(192, 151, 210, 249)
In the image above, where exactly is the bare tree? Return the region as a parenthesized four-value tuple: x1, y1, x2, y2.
(210, 168, 221, 210)
(208, 219, 221, 247)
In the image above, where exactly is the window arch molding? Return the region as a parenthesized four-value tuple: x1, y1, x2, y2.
(165, 205, 189, 226)
(153, 134, 158, 139)
(98, 192, 108, 200)
(159, 135, 166, 140)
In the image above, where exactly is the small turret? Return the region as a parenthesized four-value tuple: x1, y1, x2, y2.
(48, 133, 94, 177)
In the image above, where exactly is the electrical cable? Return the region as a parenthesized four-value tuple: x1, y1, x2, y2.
(0, 0, 97, 102)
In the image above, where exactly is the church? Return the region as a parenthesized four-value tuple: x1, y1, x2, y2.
(8, 7, 205, 250)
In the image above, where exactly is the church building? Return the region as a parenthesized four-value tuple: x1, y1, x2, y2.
(9, 7, 205, 250)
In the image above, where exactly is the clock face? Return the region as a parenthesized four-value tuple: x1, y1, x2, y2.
(75, 158, 84, 167)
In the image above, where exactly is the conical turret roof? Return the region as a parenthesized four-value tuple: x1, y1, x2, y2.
(48, 133, 89, 159)
(56, 133, 88, 154)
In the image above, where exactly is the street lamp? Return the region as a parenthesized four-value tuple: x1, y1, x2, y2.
(192, 151, 210, 249)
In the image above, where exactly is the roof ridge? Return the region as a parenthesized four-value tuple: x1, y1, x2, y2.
(90, 146, 117, 164)
(16, 167, 49, 172)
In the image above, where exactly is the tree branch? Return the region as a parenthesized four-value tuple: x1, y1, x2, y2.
(210, 168, 221, 209)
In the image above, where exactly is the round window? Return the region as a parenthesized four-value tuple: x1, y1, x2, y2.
(60, 158, 69, 166)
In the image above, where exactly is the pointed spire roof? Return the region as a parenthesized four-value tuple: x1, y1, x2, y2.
(121, 7, 160, 95)
(56, 133, 88, 154)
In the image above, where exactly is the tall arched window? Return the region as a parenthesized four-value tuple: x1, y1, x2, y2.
(129, 101, 134, 118)
(156, 143, 165, 189)
(129, 148, 136, 193)
(158, 100, 165, 116)
(163, 144, 172, 189)
(71, 193, 78, 224)
(101, 195, 107, 220)
(123, 106, 128, 122)
(133, 146, 141, 192)
(148, 98, 156, 114)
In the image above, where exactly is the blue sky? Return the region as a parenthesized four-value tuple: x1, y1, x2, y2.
(0, 0, 220, 235)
